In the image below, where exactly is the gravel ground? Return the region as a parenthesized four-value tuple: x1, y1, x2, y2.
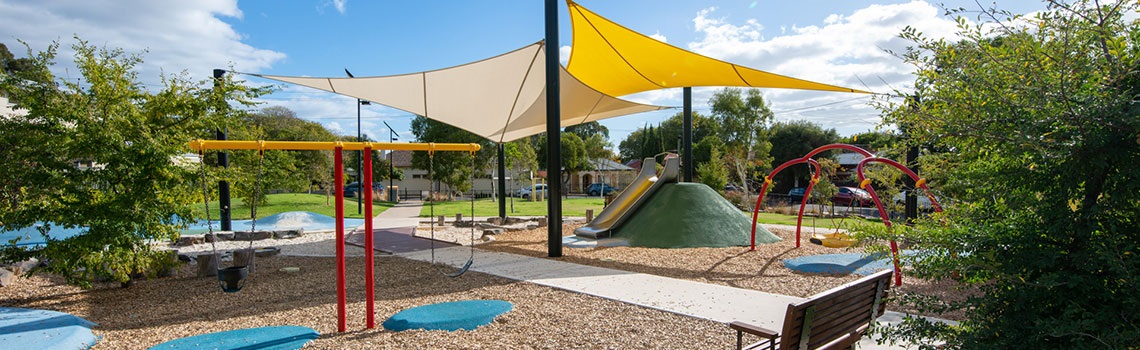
(0, 222, 965, 349)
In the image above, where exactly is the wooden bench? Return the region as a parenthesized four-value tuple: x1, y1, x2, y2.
(729, 269, 892, 350)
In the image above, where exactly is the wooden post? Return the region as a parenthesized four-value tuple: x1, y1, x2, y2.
(586, 209, 594, 222)
(197, 253, 218, 277)
(233, 249, 254, 274)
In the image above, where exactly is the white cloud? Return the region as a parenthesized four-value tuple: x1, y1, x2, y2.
(560, 45, 571, 65)
(679, 1, 963, 135)
(0, 0, 285, 84)
(648, 31, 667, 42)
(323, 0, 347, 15)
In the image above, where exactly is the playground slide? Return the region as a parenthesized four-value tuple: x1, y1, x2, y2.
(574, 156, 679, 239)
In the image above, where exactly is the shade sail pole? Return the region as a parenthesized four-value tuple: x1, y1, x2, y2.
(683, 87, 693, 182)
(545, 0, 563, 258)
(498, 144, 507, 221)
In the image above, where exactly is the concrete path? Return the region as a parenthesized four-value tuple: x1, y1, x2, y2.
(373, 201, 928, 349)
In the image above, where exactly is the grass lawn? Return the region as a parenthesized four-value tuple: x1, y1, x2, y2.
(419, 197, 605, 217)
(419, 197, 841, 229)
(199, 193, 395, 220)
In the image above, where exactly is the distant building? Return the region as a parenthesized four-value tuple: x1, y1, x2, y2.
(572, 158, 635, 192)
(385, 150, 637, 197)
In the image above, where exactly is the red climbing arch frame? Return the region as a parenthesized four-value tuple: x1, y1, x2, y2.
(748, 144, 942, 286)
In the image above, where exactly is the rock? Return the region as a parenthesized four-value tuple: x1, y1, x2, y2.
(481, 235, 496, 242)
(0, 268, 16, 287)
(233, 230, 272, 241)
(175, 236, 204, 246)
(177, 254, 194, 262)
(254, 247, 281, 257)
(536, 217, 548, 227)
(526, 224, 539, 230)
(273, 229, 304, 239)
(483, 228, 504, 236)
(205, 232, 234, 242)
(487, 217, 502, 225)
(10, 258, 39, 275)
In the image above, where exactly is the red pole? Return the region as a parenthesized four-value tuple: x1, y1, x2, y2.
(334, 146, 346, 332)
(363, 146, 375, 329)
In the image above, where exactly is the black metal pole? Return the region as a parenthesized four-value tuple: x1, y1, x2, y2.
(544, 0, 562, 258)
(683, 87, 693, 182)
(498, 143, 507, 221)
(213, 69, 232, 231)
(383, 121, 398, 203)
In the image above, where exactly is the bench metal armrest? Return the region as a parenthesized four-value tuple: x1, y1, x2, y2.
(729, 321, 779, 350)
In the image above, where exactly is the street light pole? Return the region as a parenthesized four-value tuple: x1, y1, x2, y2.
(346, 69, 367, 215)
(383, 121, 399, 202)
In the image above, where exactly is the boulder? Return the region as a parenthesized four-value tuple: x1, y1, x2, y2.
(482, 228, 504, 236)
(233, 231, 272, 241)
(10, 258, 40, 275)
(205, 232, 234, 242)
(175, 236, 204, 246)
(0, 268, 16, 287)
(273, 229, 304, 239)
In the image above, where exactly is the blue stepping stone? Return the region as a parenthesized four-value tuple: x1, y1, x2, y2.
(148, 325, 318, 350)
(383, 300, 512, 332)
(0, 307, 98, 350)
(784, 252, 895, 276)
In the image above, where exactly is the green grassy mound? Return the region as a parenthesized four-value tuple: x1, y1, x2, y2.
(615, 183, 780, 248)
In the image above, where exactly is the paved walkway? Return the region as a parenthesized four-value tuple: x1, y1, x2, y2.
(373, 201, 928, 349)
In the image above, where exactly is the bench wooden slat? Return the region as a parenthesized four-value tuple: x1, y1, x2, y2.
(729, 269, 892, 350)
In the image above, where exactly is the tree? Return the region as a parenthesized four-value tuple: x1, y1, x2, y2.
(709, 88, 774, 193)
(696, 146, 728, 192)
(535, 132, 591, 194)
(565, 121, 609, 139)
(409, 116, 492, 197)
(767, 120, 840, 189)
(0, 38, 266, 287)
(869, 1, 1140, 347)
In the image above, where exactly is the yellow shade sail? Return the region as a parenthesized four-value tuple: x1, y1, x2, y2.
(566, 0, 869, 96)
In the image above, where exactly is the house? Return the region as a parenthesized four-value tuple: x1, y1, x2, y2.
(571, 158, 635, 193)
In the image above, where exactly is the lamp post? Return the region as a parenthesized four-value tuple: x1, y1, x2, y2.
(345, 69, 369, 215)
(383, 121, 399, 202)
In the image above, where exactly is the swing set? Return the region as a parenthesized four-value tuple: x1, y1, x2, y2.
(750, 144, 943, 286)
(190, 139, 481, 332)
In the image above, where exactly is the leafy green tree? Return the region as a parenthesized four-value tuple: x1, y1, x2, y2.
(868, 1, 1140, 347)
(409, 116, 492, 197)
(696, 147, 728, 192)
(536, 132, 590, 194)
(565, 121, 609, 139)
(709, 88, 774, 193)
(767, 120, 839, 190)
(503, 139, 539, 187)
(0, 38, 265, 287)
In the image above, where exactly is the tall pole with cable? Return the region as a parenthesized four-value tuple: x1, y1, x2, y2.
(346, 69, 368, 214)
(383, 121, 399, 202)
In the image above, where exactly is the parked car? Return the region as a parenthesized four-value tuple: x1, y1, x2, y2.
(515, 184, 548, 198)
(344, 182, 384, 198)
(787, 186, 872, 207)
(833, 186, 872, 207)
(724, 184, 742, 193)
(586, 183, 619, 196)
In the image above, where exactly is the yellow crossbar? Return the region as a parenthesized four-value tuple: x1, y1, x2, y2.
(188, 140, 481, 153)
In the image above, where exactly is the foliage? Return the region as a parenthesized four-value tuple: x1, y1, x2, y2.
(0, 38, 266, 287)
(409, 116, 493, 197)
(618, 111, 718, 163)
(767, 120, 840, 190)
(696, 146, 729, 192)
(868, 1, 1140, 348)
(709, 88, 774, 193)
(535, 132, 591, 192)
(564, 121, 609, 139)
(503, 140, 539, 185)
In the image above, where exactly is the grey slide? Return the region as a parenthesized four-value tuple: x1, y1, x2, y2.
(574, 156, 680, 239)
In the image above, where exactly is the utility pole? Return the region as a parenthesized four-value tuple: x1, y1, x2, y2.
(213, 69, 231, 231)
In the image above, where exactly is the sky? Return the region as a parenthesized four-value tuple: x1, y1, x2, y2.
(0, 0, 1050, 150)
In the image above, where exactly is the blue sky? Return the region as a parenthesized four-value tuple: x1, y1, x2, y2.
(0, 0, 1048, 150)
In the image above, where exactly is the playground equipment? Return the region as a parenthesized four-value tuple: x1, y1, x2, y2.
(425, 150, 477, 277)
(750, 144, 943, 285)
(574, 156, 679, 239)
(189, 139, 480, 332)
(197, 147, 264, 293)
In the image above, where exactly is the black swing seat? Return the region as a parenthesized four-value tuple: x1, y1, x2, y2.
(218, 265, 250, 293)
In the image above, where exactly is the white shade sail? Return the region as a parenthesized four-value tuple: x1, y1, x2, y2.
(246, 41, 668, 143)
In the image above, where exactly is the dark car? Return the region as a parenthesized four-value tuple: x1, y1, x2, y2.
(788, 186, 871, 207)
(832, 186, 872, 207)
(344, 182, 384, 198)
(724, 184, 742, 193)
(586, 183, 619, 196)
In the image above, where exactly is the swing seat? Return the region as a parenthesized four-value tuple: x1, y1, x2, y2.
(809, 232, 856, 248)
(218, 266, 249, 293)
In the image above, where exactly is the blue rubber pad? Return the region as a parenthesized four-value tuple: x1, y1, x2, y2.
(383, 300, 513, 332)
(783, 252, 894, 276)
(148, 325, 318, 350)
(0, 307, 98, 350)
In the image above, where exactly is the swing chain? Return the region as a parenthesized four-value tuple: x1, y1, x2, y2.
(198, 151, 221, 270)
